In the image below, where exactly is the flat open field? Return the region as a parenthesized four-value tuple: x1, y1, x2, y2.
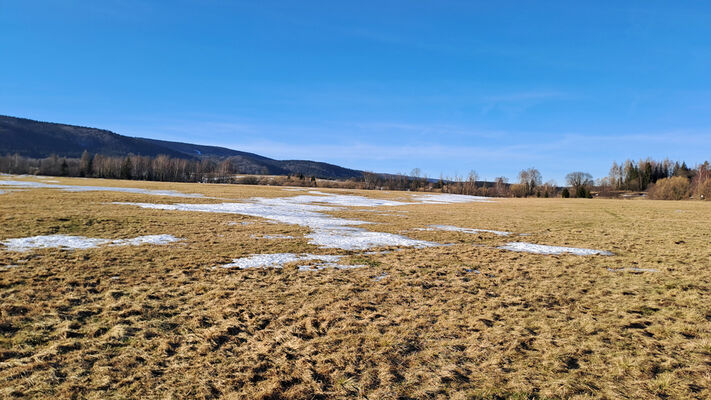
(1, 175, 710, 399)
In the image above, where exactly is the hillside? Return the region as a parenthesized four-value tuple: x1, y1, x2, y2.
(0, 115, 363, 179)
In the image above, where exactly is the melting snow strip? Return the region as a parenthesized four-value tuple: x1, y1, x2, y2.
(498, 242, 613, 256)
(1, 234, 181, 252)
(0, 179, 204, 198)
(219, 253, 363, 271)
(110, 235, 182, 247)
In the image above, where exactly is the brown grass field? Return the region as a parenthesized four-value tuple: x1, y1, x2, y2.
(1, 176, 710, 399)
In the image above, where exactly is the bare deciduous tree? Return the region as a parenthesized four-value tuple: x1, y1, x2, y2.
(518, 168, 542, 196)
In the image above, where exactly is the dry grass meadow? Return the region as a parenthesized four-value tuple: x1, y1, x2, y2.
(1, 176, 710, 399)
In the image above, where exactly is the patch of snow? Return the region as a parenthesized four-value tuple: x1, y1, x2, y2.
(273, 193, 410, 207)
(1, 234, 182, 252)
(0, 189, 5, 194)
(498, 242, 613, 256)
(306, 227, 435, 250)
(0, 179, 204, 198)
(110, 234, 181, 246)
(411, 193, 494, 204)
(1, 264, 18, 269)
(423, 225, 511, 236)
(220, 253, 342, 269)
(2, 235, 111, 251)
(464, 268, 481, 274)
(227, 221, 253, 226)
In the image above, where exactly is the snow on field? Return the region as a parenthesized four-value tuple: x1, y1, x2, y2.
(110, 235, 182, 246)
(0, 189, 5, 195)
(498, 242, 613, 256)
(271, 193, 411, 207)
(307, 227, 434, 250)
(1, 234, 181, 252)
(114, 191, 444, 250)
(411, 193, 493, 204)
(219, 253, 364, 271)
(419, 225, 511, 236)
(0, 179, 204, 198)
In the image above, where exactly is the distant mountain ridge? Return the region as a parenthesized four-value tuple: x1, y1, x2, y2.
(0, 115, 363, 179)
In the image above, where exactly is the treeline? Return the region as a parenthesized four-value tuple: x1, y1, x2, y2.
(605, 159, 694, 191)
(0, 151, 258, 183)
(600, 159, 710, 200)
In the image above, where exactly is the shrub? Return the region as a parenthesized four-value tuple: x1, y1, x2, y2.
(510, 183, 527, 198)
(647, 176, 690, 200)
(561, 188, 570, 198)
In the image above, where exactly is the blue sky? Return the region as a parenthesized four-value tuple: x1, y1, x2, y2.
(1, 1, 710, 183)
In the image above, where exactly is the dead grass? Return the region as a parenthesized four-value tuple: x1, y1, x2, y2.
(0, 176, 710, 399)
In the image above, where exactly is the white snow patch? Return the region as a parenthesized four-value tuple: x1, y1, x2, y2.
(422, 225, 511, 236)
(498, 242, 613, 256)
(411, 193, 494, 204)
(0, 179, 204, 198)
(1, 234, 181, 252)
(0, 189, 5, 195)
(110, 234, 181, 246)
(219, 253, 363, 271)
(306, 227, 434, 250)
(1, 264, 18, 269)
(227, 221, 253, 226)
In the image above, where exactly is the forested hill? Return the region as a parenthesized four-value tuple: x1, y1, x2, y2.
(0, 115, 363, 179)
